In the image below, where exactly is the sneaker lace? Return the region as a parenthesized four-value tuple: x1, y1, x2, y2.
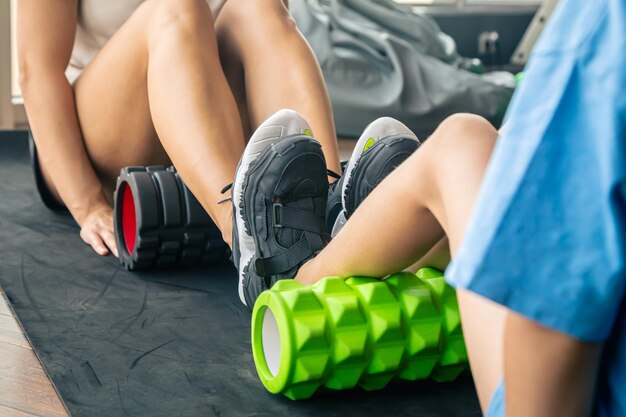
(327, 169, 341, 192)
(217, 183, 232, 205)
(327, 169, 341, 180)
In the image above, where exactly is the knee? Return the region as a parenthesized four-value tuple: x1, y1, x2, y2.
(219, 0, 296, 37)
(438, 113, 496, 137)
(141, 0, 215, 42)
(411, 113, 497, 174)
(431, 113, 498, 150)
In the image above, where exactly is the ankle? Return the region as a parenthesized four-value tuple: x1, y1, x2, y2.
(295, 258, 320, 286)
(215, 203, 233, 248)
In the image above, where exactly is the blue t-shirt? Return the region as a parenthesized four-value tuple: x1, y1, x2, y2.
(446, 0, 626, 415)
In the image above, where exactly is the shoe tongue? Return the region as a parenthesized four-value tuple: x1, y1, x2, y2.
(275, 196, 314, 258)
(292, 179, 317, 199)
(275, 183, 325, 254)
(264, 136, 328, 277)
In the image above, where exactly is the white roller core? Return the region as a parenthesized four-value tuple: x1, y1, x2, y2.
(262, 308, 282, 377)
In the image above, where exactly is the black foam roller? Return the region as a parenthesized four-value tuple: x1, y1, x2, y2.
(113, 166, 230, 270)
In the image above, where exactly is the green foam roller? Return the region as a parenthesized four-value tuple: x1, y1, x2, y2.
(417, 268, 468, 382)
(251, 269, 468, 400)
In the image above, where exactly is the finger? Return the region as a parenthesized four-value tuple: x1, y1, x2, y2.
(101, 230, 119, 258)
(82, 230, 109, 256)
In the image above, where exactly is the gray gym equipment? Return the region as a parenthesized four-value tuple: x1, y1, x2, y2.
(291, 0, 516, 139)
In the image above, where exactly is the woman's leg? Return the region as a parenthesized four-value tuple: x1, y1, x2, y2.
(67, 0, 243, 245)
(295, 113, 506, 411)
(215, 0, 341, 173)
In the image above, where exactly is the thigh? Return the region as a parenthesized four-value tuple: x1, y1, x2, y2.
(420, 114, 503, 411)
(458, 290, 506, 412)
(73, 2, 169, 194)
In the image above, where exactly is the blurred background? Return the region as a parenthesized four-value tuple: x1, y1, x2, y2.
(0, 0, 554, 135)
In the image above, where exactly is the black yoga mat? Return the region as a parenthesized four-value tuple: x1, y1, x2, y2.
(0, 134, 481, 417)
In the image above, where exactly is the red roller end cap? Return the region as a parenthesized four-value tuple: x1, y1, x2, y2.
(121, 184, 137, 254)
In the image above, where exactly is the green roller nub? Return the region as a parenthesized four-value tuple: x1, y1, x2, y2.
(417, 268, 468, 382)
(251, 268, 468, 400)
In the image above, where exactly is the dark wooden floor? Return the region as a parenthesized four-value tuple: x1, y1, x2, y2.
(0, 289, 69, 417)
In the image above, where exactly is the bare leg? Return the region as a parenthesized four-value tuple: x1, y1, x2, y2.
(295, 114, 506, 411)
(408, 237, 451, 272)
(215, 0, 341, 173)
(296, 114, 497, 281)
(69, 0, 244, 245)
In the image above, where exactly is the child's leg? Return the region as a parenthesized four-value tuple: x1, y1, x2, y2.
(296, 113, 497, 282)
(295, 113, 506, 410)
(409, 237, 450, 272)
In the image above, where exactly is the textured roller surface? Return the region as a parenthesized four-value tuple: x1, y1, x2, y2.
(251, 269, 468, 400)
(417, 268, 468, 382)
(113, 166, 230, 270)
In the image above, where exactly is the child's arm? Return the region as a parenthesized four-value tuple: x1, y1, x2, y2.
(505, 312, 602, 417)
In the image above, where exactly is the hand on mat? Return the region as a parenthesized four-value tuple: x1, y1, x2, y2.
(79, 204, 118, 257)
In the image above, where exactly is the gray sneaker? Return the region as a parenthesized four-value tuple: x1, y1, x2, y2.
(231, 110, 330, 307)
(327, 118, 421, 237)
